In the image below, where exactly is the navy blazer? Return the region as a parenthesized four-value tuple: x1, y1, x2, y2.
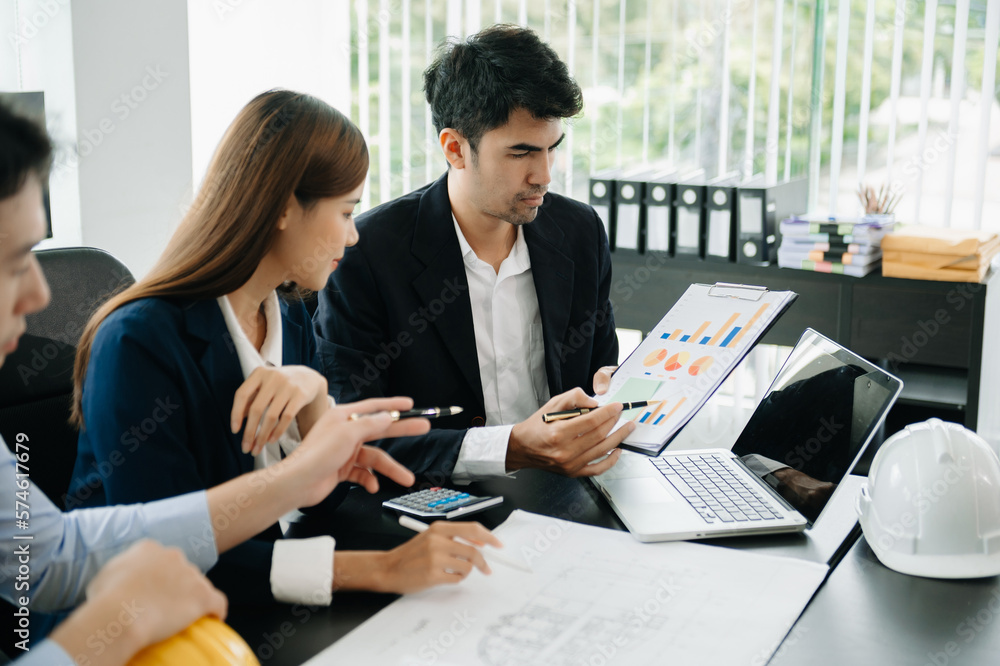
(69, 295, 329, 605)
(314, 173, 618, 479)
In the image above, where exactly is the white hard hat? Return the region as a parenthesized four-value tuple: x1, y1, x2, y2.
(857, 418, 1000, 579)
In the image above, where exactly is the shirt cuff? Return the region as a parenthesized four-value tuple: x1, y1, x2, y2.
(452, 425, 516, 484)
(270, 537, 336, 605)
(18, 639, 76, 665)
(141, 491, 219, 573)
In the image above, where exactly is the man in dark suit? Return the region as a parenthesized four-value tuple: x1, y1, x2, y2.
(315, 25, 634, 482)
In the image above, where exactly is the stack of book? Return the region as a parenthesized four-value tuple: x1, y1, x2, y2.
(778, 215, 894, 277)
(881, 226, 999, 282)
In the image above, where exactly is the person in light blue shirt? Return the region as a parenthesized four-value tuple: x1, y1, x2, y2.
(0, 100, 429, 665)
(0, 405, 418, 666)
(0, 439, 217, 609)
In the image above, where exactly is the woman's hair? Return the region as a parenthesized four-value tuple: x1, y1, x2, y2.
(71, 90, 368, 428)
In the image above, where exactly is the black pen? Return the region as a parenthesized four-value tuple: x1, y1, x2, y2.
(542, 401, 651, 423)
(348, 406, 464, 422)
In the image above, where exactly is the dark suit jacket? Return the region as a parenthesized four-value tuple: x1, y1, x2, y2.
(69, 295, 335, 605)
(314, 173, 618, 478)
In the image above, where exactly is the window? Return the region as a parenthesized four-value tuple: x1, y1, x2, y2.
(348, 0, 1000, 230)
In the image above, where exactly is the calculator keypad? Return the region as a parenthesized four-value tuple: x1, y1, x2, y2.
(393, 488, 475, 510)
(384, 486, 502, 518)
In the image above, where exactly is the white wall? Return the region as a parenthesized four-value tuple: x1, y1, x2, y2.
(70, 0, 193, 278)
(186, 0, 351, 190)
(8, 1, 353, 278)
(2, 0, 84, 250)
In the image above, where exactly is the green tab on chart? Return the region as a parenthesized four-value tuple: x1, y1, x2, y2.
(608, 377, 662, 418)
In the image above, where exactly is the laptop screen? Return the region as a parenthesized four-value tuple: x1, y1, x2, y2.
(730, 328, 902, 522)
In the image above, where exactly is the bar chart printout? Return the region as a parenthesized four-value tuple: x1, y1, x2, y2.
(598, 283, 797, 454)
(662, 302, 772, 349)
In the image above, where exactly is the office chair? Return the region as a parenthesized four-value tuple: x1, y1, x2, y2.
(0, 247, 134, 510)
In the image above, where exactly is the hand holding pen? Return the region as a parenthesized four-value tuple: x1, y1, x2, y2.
(371, 518, 504, 593)
(506, 388, 635, 478)
(398, 515, 531, 574)
(543, 401, 651, 423)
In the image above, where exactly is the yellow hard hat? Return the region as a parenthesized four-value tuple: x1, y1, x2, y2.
(128, 617, 259, 665)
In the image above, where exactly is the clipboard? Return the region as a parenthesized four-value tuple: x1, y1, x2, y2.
(597, 282, 798, 456)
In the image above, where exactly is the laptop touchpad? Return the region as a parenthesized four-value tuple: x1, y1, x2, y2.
(604, 477, 675, 505)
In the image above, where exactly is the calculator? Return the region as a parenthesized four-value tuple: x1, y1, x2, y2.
(383, 487, 503, 519)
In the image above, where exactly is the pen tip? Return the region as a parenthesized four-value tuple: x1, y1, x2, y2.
(451, 406, 464, 414)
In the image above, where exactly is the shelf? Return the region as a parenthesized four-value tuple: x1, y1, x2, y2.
(608, 254, 995, 433)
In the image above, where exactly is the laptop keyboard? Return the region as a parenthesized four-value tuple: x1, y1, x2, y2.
(651, 454, 784, 524)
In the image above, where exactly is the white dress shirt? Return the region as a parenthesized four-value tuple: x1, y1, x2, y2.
(217, 294, 335, 606)
(451, 218, 550, 484)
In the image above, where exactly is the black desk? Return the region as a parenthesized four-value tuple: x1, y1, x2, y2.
(228, 469, 868, 665)
(770, 536, 1000, 665)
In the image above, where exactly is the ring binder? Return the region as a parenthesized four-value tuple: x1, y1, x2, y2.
(643, 168, 680, 255)
(705, 173, 740, 263)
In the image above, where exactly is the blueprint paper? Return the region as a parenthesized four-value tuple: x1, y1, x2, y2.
(306, 510, 827, 666)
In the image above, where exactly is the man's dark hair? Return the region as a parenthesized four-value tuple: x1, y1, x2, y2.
(0, 101, 53, 200)
(423, 24, 583, 152)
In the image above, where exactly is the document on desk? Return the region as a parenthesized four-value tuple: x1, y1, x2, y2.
(598, 282, 797, 455)
(306, 510, 827, 666)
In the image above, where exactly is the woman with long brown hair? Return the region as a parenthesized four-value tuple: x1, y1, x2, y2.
(68, 90, 499, 607)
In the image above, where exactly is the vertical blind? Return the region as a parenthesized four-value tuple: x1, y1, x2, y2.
(3, 2, 996, 229)
(344, 0, 999, 230)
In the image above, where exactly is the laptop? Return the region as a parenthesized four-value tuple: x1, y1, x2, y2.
(592, 328, 903, 542)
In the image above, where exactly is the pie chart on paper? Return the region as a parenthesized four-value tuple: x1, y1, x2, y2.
(688, 355, 715, 376)
(663, 351, 690, 372)
(643, 349, 668, 367)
